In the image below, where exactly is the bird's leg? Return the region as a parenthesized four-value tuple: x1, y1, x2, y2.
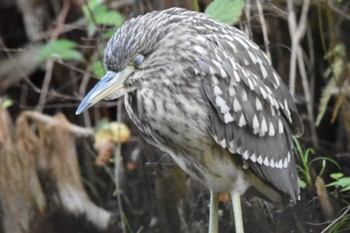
(230, 191, 244, 233)
(208, 191, 219, 233)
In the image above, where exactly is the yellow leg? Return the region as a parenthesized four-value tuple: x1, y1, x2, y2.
(209, 191, 219, 233)
(230, 192, 244, 233)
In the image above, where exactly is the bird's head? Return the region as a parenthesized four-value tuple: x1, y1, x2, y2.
(76, 8, 210, 114)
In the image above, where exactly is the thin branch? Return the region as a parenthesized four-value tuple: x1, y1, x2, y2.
(241, 0, 253, 38)
(327, 0, 350, 21)
(37, 0, 71, 112)
(287, 0, 310, 97)
(297, 46, 318, 146)
(115, 99, 127, 233)
(321, 206, 350, 233)
(21, 111, 93, 137)
(256, 0, 271, 60)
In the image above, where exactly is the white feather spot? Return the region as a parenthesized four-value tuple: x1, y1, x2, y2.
(260, 117, 268, 135)
(220, 139, 227, 148)
(224, 112, 234, 123)
(260, 64, 268, 78)
(235, 36, 250, 49)
(233, 98, 242, 112)
(193, 45, 208, 56)
(212, 60, 221, 69)
(209, 67, 216, 76)
(260, 87, 267, 99)
(215, 95, 230, 113)
(237, 147, 242, 154)
(211, 75, 219, 85)
(253, 115, 259, 129)
(242, 150, 249, 160)
(270, 105, 276, 116)
(256, 56, 262, 64)
(266, 86, 273, 94)
(262, 52, 271, 64)
(278, 119, 284, 133)
(238, 114, 246, 127)
(284, 99, 289, 110)
(244, 59, 250, 66)
(250, 153, 257, 162)
(269, 122, 275, 136)
(270, 158, 275, 168)
(257, 155, 263, 164)
(273, 72, 280, 87)
(284, 99, 292, 121)
(242, 69, 249, 78)
(229, 87, 236, 97)
(242, 89, 248, 102)
(247, 78, 255, 90)
(194, 68, 200, 75)
(248, 50, 258, 64)
(268, 95, 276, 107)
(283, 158, 288, 168)
(277, 159, 283, 169)
(279, 101, 285, 110)
(213, 85, 222, 95)
(256, 97, 263, 111)
(228, 147, 236, 154)
(287, 152, 291, 162)
(220, 67, 227, 78)
(263, 156, 270, 166)
(229, 57, 237, 70)
(233, 70, 241, 82)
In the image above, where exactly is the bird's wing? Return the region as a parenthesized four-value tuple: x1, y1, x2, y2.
(195, 27, 303, 202)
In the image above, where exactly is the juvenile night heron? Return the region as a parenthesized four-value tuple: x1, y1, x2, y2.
(76, 8, 303, 233)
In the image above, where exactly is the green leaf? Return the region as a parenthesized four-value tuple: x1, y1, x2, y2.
(2, 99, 13, 109)
(327, 177, 350, 189)
(82, 0, 99, 18)
(103, 28, 118, 39)
(91, 60, 105, 78)
(341, 185, 350, 192)
(330, 172, 344, 180)
(298, 178, 307, 189)
(336, 177, 350, 187)
(93, 5, 124, 26)
(205, 0, 244, 25)
(82, 1, 124, 37)
(37, 39, 84, 63)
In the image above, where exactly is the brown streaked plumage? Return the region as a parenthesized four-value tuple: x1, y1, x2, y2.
(76, 8, 303, 233)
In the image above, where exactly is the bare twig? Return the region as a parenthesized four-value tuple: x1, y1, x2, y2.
(36, 0, 71, 112)
(287, 0, 310, 96)
(327, 0, 350, 21)
(115, 99, 127, 233)
(21, 111, 93, 137)
(80, 68, 93, 128)
(297, 45, 318, 146)
(256, 0, 271, 60)
(321, 206, 350, 233)
(286, 0, 318, 145)
(243, 0, 253, 39)
(0, 39, 41, 92)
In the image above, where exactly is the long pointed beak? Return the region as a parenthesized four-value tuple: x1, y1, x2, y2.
(76, 66, 135, 115)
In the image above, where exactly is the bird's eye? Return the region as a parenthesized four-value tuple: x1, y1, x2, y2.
(133, 54, 144, 67)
